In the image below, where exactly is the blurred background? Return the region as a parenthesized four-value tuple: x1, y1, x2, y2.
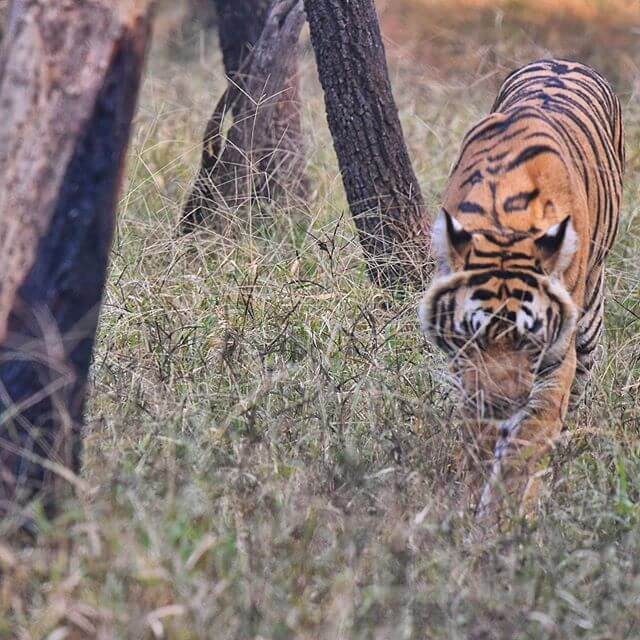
(155, 0, 639, 89)
(147, 0, 640, 221)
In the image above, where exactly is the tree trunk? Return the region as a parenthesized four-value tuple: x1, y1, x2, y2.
(181, 0, 307, 232)
(303, 0, 431, 288)
(0, 0, 152, 517)
(0, 1, 10, 41)
(215, 0, 272, 78)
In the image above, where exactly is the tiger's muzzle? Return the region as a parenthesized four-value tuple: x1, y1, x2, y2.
(419, 268, 578, 417)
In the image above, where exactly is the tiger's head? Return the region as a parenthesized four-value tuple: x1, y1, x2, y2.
(419, 208, 579, 417)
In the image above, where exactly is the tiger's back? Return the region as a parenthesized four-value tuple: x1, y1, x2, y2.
(491, 60, 625, 377)
(493, 59, 625, 266)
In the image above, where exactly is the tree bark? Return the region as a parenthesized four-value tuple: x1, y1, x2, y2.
(303, 0, 431, 288)
(181, 0, 307, 232)
(0, 0, 152, 516)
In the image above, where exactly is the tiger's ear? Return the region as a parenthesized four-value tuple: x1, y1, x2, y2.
(432, 209, 472, 273)
(535, 216, 578, 276)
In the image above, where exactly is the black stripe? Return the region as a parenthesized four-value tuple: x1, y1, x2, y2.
(577, 317, 603, 353)
(465, 261, 494, 270)
(510, 288, 534, 303)
(459, 201, 486, 214)
(488, 151, 509, 162)
(468, 269, 539, 288)
(506, 145, 561, 171)
(471, 289, 500, 301)
(473, 250, 531, 260)
(461, 170, 483, 188)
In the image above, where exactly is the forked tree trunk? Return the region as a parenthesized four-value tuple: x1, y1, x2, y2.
(181, 0, 307, 232)
(303, 0, 431, 288)
(0, 0, 152, 516)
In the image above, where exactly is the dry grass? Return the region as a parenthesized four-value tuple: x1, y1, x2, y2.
(2, 2, 640, 638)
(401, 0, 640, 22)
(381, 0, 640, 90)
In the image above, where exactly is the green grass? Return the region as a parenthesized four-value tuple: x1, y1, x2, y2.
(2, 9, 640, 639)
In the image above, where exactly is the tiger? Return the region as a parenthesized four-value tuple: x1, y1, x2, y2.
(418, 59, 625, 518)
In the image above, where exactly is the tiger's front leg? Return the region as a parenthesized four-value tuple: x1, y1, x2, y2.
(476, 347, 576, 521)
